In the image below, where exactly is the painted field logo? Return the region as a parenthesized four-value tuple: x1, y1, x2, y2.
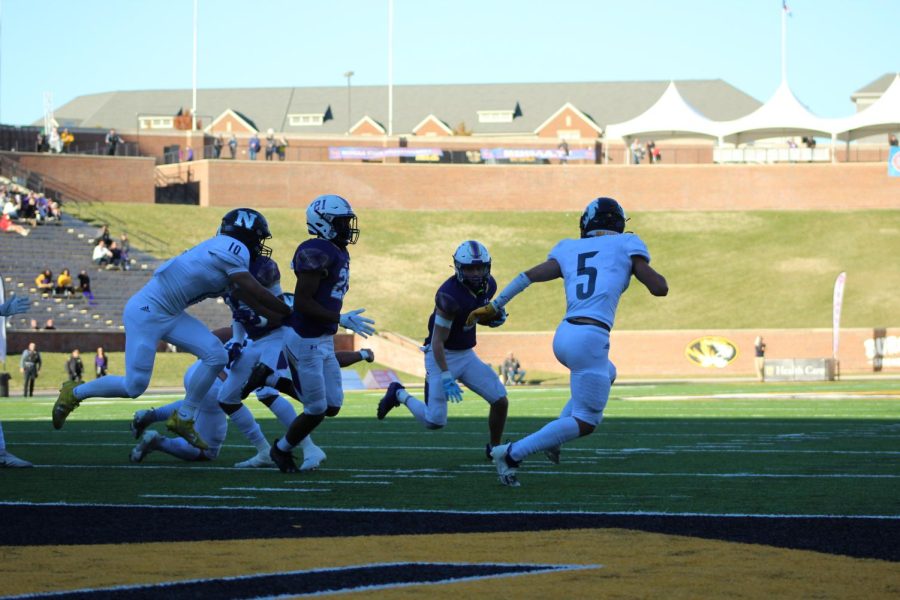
(685, 336, 738, 368)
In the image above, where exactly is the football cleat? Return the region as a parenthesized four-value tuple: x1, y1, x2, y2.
(269, 438, 298, 473)
(300, 443, 327, 472)
(490, 443, 521, 487)
(240, 362, 274, 399)
(129, 430, 161, 463)
(485, 443, 493, 461)
(52, 381, 82, 430)
(544, 445, 561, 465)
(234, 451, 275, 469)
(130, 408, 155, 439)
(377, 381, 404, 420)
(165, 412, 209, 450)
(0, 451, 33, 468)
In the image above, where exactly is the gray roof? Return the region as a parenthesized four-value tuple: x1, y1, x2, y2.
(46, 80, 761, 135)
(851, 73, 900, 98)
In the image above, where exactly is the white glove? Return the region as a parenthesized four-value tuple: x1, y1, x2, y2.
(0, 294, 30, 317)
(339, 308, 376, 338)
(441, 370, 464, 403)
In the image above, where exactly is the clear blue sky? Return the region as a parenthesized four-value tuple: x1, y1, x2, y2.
(1, 0, 896, 126)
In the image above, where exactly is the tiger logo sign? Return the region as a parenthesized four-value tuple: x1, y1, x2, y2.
(685, 336, 738, 368)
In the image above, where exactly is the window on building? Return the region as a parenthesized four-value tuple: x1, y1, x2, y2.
(557, 129, 581, 140)
(477, 110, 515, 124)
(288, 113, 324, 126)
(139, 116, 174, 129)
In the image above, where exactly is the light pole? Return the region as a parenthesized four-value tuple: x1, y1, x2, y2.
(343, 71, 354, 135)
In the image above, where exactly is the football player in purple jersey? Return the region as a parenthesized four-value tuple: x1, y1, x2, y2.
(269, 195, 376, 473)
(376, 240, 510, 460)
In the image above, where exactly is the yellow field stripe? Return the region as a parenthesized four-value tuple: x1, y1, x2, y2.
(1, 529, 896, 598)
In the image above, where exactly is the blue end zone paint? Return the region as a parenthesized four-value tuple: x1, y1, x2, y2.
(0, 563, 597, 600)
(0, 504, 897, 560)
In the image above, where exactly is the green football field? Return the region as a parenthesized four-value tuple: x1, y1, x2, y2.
(2, 379, 898, 517)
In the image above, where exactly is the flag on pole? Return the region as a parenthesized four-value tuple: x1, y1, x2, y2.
(832, 272, 847, 361)
(783, 0, 792, 16)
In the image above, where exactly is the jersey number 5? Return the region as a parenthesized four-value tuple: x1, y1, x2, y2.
(575, 251, 599, 299)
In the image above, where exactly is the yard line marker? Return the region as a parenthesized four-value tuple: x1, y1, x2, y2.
(141, 494, 256, 500)
(1, 500, 897, 519)
(220, 486, 332, 493)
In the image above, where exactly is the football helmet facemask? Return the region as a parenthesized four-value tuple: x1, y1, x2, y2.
(453, 240, 491, 294)
(306, 194, 359, 246)
(218, 208, 273, 258)
(580, 197, 627, 237)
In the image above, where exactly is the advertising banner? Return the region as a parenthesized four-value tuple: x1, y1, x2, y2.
(764, 358, 836, 382)
(479, 148, 595, 161)
(832, 272, 846, 360)
(889, 147, 900, 177)
(328, 147, 444, 160)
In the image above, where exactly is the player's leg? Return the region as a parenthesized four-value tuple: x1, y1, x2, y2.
(273, 331, 328, 472)
(218, 343, 272, 465)
(54, 295, 162, 429)
(163, 315, 227, 448)
(456, 349, 509, 452)
(494, 323, 610, 486)
(131, 400, 180, 438)
(0, 421, 32, 468)
(547, 360, 616, 463)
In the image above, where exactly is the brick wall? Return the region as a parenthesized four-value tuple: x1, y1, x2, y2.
(188, 161, 899, 211)
(11, 153, 156, 203)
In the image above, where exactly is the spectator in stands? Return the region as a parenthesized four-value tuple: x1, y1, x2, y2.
(44, 318, 56, 330)
(502, 352, 527, 386)
(646, 140, 656, 164)
(182, 146, 194, 162)
(118, 233, 131, 269)
(890, 134, 899, 148)
(77, 269, 96, 305)
(94, 347, 108, 378)
(35, 194, 50, 222)
(55, 269, 75, 296)
(35, 269, 54, 293)
(47, 200, 62, 223)
(66, 349, 84, 383)
(19, 342, 41, 397)
(276, 136, 288, 161)
(264, 130, 276, 161)
(20, 194, 38, 226)
(0, 212, 29, 236)
(558, 139, 569, 165)
(97, 224, 112, 247)
(213, 134, 224, 159)
(630, 139, 644, 164)
(92, 240, 112, 266)
(35, 132, 46, 153)
(107, 240, 124, 269)
(248, 133, 261, 160)
(2, 196, 18, 219)
(29, 319, 40, 330)
(105, 129, 123, 155)
(61, 129, 74, 153)
(228, 134, 237, 159)
(49, 127, 62, 153)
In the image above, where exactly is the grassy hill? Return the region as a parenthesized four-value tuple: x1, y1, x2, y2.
(75, 203, 900, 337)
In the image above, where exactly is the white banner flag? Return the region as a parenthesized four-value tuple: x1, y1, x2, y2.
(832, 272, 847, 360)
(0, 273, 6, 364)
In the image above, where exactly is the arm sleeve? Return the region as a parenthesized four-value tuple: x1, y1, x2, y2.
(292, 242, 333, 274)
(626, 234, 651, 262)
(434, 290, 460, 316)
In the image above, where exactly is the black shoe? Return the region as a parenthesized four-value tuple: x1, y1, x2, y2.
(269, 438, 298, 473)
(377, 381, 404, 420)
(485, 443, 494, 462)
(241, 362, 274, 399)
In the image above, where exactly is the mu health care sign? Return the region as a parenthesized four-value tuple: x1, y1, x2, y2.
(764, 358, 836, 382)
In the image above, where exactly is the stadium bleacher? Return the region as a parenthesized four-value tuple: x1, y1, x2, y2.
(0, 212, 231, 332)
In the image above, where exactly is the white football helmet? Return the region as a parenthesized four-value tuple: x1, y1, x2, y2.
(306, 194, 359, 245)
(453, 240, 491, 293)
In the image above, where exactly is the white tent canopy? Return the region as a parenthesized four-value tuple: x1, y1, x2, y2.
(832, 74, 900, 142)
(604, 81, 722, 141)
(719, 80, 833, 145)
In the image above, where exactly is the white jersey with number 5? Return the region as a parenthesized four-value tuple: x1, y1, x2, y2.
(142, 236, 251, 314)
(548, 233, 650, 328)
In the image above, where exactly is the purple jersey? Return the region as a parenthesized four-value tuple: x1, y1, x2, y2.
(424, 275, 497, 351)
(288, 238, 349, 338)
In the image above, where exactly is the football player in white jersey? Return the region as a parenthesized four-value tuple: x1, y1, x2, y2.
(52, 209, 291, 450)
(0, 292, 33, 467)
(468, 197, 668, 486)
